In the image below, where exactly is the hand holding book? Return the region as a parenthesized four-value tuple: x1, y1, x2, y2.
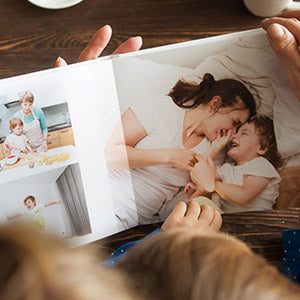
(55, 25, 143, 67)
(261, 10, 300, 102)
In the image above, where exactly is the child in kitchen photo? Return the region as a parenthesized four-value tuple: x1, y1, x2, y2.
(185, 115, 282, 213)
(7, 195, 61, 230)
(4, 118, 33, 155)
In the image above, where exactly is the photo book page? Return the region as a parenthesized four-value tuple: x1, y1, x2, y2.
(0, 28, 299, 246)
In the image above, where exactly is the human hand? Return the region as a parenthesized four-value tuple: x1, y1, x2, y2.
(55, 25, 143, 67)
(190, 155, 216, 192)
(211, 129, 233, 153)
(41, 141, 48, 152)
(168, 148, 198, 171)
(161, 201, 222, 233)
(184, 182, 197, 197)
(261, 10, 300, 101)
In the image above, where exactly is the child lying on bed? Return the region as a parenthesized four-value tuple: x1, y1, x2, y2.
(185, 115, 282, 213)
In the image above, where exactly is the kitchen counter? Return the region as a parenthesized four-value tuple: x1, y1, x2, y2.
(0, 123, 72, 144)
(0, 145, 77, 184)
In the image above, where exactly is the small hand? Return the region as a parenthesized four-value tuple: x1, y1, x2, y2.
(212, 129, 233, 152)
(41, 142, 48, 152)
(168, 148, 198, 171)
(55, 25, 143, 67)
(161, 201, 222, 233)
(190, 155, 216, 192)
(184, 182, 197, 197)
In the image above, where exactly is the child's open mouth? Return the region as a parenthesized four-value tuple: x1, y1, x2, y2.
(230, 141, 239, 148)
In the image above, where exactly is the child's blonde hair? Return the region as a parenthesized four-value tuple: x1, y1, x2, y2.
(0, 224, 139, 300)
(118, 229, 300, 300)
(9, 118, 23, 131)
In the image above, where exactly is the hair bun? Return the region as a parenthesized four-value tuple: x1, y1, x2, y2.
(199, 73, 215, 92)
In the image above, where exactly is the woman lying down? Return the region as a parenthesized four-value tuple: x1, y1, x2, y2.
(185, 115, 282, 213)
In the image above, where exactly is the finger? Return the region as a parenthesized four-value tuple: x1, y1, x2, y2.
(190, 157, 198, 166)
(185, 201, 201, 219)
(261, 17, 300, 44)
(186, 166, 193, 171)
(198, 205, 215, 226)
(55, 56, 68, 67)
(112, 36, 143, 54)
(209, 210, 222, 231)
(170, 201, 187, 219)
(206, 156, 215, 168)
(195, 154, 204, 162)
(279, 10, 300, 19)
(77, 25, 112, 62)
(267, 24, 300, 65)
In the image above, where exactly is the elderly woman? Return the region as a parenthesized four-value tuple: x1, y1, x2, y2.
(105, 73, 256, 229)
(13, 91, 48, 152)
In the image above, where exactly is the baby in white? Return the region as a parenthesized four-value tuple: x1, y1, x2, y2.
(4, 118, 32, 155)
(186, 115, 281, 213)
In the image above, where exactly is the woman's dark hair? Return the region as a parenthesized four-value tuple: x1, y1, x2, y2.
(168, 73, 256, 119)
(250, 115, 283, 170)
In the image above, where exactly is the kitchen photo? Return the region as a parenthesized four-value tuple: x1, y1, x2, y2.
(0, 87, 77, 183)
(0, 162, 92, 239)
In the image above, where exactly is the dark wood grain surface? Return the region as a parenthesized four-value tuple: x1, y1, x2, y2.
(91, 208, 300, 268)
(0, 0, 263, 79)
(2, 0, 299, 268)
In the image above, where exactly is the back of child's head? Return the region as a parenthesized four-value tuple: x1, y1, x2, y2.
(24, 195, 36, 206)
(9, 118, 23, 131)
(20, 91, 34, 103)
(0, 224, 139, 300)
(250, 115, 283, 170)
(117, 229, 300, 300)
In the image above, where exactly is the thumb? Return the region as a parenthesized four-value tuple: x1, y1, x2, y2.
(55, 56, 68, 67)
(266, 23, 300, 66)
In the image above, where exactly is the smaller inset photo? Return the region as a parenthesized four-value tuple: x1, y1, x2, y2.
(0, 90, 76, 183)
(0, 162, 91, 239)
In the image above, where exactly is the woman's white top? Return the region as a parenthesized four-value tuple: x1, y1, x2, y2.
(212, 157, 281, 213)
(109, 95, 212, 228)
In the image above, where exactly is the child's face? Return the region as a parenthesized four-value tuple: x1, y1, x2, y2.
(24, 199, 35, 210)
(12, 124, 23, 136)
(227, 122, 263, 165)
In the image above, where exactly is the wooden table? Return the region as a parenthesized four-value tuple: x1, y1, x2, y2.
(1, 0, 299, 268)
(0, 0, 263, 79)
(93, 208, 300, 269)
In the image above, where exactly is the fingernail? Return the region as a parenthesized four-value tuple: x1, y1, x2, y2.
(56, 56, 62, 63)
(268, 24, 285, 41)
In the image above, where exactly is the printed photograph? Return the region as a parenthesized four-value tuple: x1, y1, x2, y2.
(0, 162, 91, 238)
(99, 29, 300, 230)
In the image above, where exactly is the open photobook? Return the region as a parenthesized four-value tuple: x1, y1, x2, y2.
(0, 28, 299, 246)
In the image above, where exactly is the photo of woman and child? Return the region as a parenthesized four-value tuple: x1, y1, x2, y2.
(185, 114, 281, 213)
(105, 72, 272, 229)
(4, 91, 48, 154)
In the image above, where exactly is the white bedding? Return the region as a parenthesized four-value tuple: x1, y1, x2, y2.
(114, 31, 300, 167)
